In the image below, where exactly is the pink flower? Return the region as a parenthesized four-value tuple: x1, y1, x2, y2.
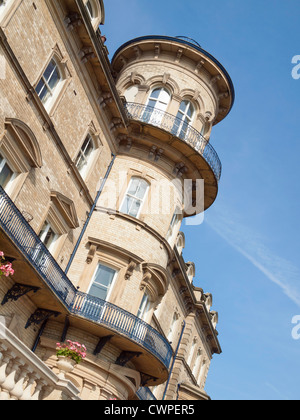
(0, 251, 4, 258)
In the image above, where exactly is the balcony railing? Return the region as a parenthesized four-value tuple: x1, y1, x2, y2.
(136, 387, 157, 401)
(125, 102, 222, 182)
(0, 186, 172, 369)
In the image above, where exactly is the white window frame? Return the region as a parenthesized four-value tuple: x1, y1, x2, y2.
(38, 221, 59, 253)
(137, 292, 151, 321)
(173, 100, 195, 139)
(0, 153, 17, 192)
(83, 0, 104, 29)
(167, 312, 179, 342)
(144, 87, 171, 126)
(87, 262, 118, 303)
(119, 177, 150, 219)
(34, 50, 70, 116)
(75, 134, 95, 179)
(35, 58, 63, 111)
(166, 210, 182, 246)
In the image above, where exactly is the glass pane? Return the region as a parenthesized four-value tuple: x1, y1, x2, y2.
(129, 199, 141, 218)
(179, 100, 189, 112)
(89, 283, 108, 301)
(150, 88, 160, 99)
(89, 264, 116, 301)
(43, 60, 56, 81)
(86, 0, 94, 18)
(40, 86, 51, 104)
(137, 293, 150, 319)
(48, 68, 60, 91)
(36, 79, 46, 97)
(120, 195, 132, 215)
(128, 178, 148, 199)
(159, 89, 170, 104)
(75, 154, 86, 173)
(187, 104, 194, 118)
(43, 227, 56, 249)
(83, 136, 94, 159)
(94, 264, 116, 288)
(0, 162, 13, 189)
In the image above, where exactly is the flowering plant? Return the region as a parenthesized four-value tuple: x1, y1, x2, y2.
(0, 251, 14, 278)
(56, 340, 87, 364)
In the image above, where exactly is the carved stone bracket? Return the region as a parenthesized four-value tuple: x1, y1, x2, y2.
(64, 13, 82, 30)
(125, 260, 137, 280)
(1, 283, 40, 306)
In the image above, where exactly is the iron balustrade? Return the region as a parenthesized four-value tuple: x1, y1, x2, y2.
(136, 387, 157, 401)
(70, 292, 172, 367)
(0, 186, 172, 369)
(125, 102, 222, 182)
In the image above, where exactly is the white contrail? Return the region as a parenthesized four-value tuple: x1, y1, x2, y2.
(205, 209, 300, 308)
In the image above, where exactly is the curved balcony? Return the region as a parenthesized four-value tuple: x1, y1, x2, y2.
(0, 186, 172, 372)
(125, 102, 222, 182)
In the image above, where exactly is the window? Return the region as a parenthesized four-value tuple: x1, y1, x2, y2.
(83, 0, 104, 28)
(192, 349, 202, 377)
(167, 312, 179, 342)
(172, 100, 195, 139)
(187, 338, 196, 366)
(137, 292, 151, 321)
(88, 263, 117, 301)
(120, 177, 149, 218)
(0, 154, 15, 191)
(143, 88, 171, 126)
(75, 134, 95, 178)
(166, 211, 181, 245)
(85, 0, 94, 18)
(39, 221, 58, 252)
(33, 220, 59, 267)
(35, 59, 61, 107)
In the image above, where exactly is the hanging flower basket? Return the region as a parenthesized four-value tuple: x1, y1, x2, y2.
(0, 251, 14, 278)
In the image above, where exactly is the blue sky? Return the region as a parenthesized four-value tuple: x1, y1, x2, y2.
(103, 0, 300, 400)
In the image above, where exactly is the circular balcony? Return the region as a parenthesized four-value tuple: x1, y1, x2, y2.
(125, 102, 222, 182)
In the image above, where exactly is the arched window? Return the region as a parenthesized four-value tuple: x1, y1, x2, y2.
(192, 349, 202, 377)
(120, 177, 149, 218)
(137, 291, 151, 321)
(0, 118, 42, 199)
(172, 100, 195, 139)
(143, 87, 171, 126)
(166, 210, 182, 246)
(187, 337, 197, 366)
(167, 312, 179, 342)
(85, 0, 94, 18)
(75, 134, 95, 178)
(83, 0, 105, 27)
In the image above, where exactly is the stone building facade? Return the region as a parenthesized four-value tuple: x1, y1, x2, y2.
(0, 0, 234, 401)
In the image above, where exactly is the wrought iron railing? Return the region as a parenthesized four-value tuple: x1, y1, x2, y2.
(136, 387, 157, 401)
(0, 186, 172, 369)
(125, 102, 222, 182)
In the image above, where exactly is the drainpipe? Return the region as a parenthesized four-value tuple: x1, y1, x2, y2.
(162, 320, 186, 400)
(65, 153, 116, 275)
